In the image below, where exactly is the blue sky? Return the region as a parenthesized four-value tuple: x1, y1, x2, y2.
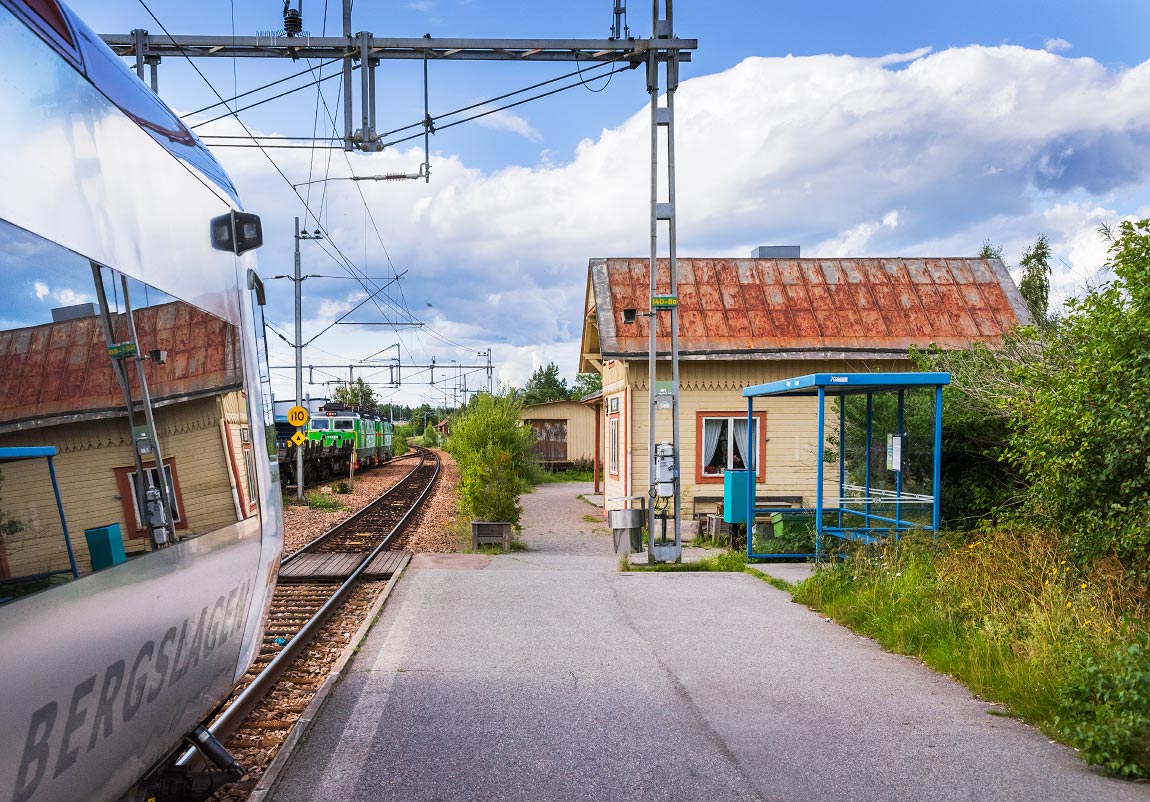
(61, 0, 1150, 406)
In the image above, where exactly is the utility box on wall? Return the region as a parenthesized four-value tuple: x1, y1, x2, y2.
(84, 524, 126, 571)
(723, 469, 749, 524)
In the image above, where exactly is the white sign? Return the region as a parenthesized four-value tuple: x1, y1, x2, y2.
(887, 434, 903, 472)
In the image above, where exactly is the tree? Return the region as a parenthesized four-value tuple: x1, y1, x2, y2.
(1007, 220, 1150, 565)
(332, 377, 378, 414)
(521, 362, 569, 405)
(1017, 234, 1053, 325)
(572, 372, 602, 400)
(979, 240, 1005, 261)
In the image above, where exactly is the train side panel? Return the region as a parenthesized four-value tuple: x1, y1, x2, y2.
(0, 4, 280, 802)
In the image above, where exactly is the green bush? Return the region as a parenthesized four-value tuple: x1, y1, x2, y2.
(392, 424, 411, 455)
(460, 444, 522, 523)
(1057, 635, 1150, 778)
(332, 480, 352, 494)
(447, 393, 534, 526)
(422, 423, 439, 447)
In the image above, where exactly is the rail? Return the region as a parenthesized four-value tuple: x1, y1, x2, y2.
(174, 446, 440, 770)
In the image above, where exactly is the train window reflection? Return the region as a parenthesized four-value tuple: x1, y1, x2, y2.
(334, 419, 354, 431)
(0, 219, 259, 596)
(309, 419, 331, 431)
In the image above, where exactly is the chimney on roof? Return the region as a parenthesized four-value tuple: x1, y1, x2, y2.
(51, 303, 99, 322)
(752, 246, 800, 258)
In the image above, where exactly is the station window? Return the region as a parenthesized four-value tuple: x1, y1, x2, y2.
(608, 416, 619, 477)
(113, 459, 187, 536)
(696, 413, 765, 482)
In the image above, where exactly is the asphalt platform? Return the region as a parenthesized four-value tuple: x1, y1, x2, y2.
(269, 482, 1150, 802)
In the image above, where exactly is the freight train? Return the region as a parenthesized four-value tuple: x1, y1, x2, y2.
(0, 2, 281, 801)
(273, 401, 394, 486)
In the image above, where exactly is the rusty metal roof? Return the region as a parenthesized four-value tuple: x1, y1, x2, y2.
(584, 257, 1029, 363)
(0, 300, 242, 430)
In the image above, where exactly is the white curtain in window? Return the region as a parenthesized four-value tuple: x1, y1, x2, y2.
(732, 418, 749, 468)
(702, 418, 723, 470)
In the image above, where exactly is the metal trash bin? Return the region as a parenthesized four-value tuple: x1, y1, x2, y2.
(608, 509, 644, 555)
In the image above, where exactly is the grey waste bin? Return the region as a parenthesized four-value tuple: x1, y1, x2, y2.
(608, 509, 644, 555)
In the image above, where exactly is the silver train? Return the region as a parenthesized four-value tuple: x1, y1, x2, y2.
(0, 1, 282, 801)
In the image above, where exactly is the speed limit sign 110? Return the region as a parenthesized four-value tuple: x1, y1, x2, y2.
(287, 405, 309, 427)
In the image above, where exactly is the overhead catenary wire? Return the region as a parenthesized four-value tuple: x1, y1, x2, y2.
(181, 56, 347, 118)
(200, 56, 628, 149)
(137, 0, 621, 383)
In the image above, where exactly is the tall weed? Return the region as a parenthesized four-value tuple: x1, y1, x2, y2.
(793, 529, 1149, 775)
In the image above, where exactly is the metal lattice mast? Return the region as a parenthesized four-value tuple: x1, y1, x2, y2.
(646, 0, 681, 563)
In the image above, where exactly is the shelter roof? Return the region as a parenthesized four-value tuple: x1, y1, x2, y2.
(743, 371, 951, 398)
(581, 257, 1029, 369)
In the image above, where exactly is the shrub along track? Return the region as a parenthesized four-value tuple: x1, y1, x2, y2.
(189, 447, 441, 801)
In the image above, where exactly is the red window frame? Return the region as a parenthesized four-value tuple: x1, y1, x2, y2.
(694, 411, 767, 485)
(113, 458, 187, 538)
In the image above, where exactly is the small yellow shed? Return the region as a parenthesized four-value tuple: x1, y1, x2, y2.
(520, 400, 597, 466)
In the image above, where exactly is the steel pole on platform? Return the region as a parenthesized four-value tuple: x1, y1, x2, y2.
(294, 217, 305, 501)
(645, 0, 682, 563)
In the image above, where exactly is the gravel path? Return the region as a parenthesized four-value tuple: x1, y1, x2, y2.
(515, 481, 610, 554)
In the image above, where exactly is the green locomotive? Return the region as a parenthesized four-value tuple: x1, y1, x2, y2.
(307, 403, 394, 468)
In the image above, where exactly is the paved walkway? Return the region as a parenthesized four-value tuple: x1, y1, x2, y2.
(270, 483, 1150, 802)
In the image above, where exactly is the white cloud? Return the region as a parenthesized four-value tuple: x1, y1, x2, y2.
(471, 107, 543, 142)
(1044, 38, 1073, 53)
(815, 210, 901, 257)
(405, 1, 433, 11)
(207, 45, 1150, 403)
(32, 280, 91, 306)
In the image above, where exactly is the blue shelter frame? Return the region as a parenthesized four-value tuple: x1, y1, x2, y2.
(0, 446, 79, 582)
(741, 372, 950, 560)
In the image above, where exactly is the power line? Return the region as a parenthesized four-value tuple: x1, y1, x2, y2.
(181, 56, 346, 118)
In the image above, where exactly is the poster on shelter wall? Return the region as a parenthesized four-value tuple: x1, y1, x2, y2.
(886, 434, 903, 472)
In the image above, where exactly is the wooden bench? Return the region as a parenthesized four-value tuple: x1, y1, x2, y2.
(690, 494, 804, 519)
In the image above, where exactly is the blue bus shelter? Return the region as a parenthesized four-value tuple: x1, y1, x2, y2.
(741, 372, 950, 560)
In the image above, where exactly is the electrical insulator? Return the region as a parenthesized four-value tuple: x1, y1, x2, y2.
(283, 3, 303, 37)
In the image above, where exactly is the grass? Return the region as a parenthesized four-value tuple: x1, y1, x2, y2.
(582, 514, 601, 523)
(791, 529, 1150, 777)
(744, 565, 795, 593)
(530, 466, 595, 484)
(305, 491, 346, 511)
(621, 550, 750, 573)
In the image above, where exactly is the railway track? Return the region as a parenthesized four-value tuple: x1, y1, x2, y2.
(176, 446, 441, 798)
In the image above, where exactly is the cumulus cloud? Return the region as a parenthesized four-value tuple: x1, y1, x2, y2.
(207, 45, 1150, 401)
(1044, 38, 1073, 53)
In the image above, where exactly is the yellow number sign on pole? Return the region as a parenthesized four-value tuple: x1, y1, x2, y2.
(287, 405, 309, 427)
